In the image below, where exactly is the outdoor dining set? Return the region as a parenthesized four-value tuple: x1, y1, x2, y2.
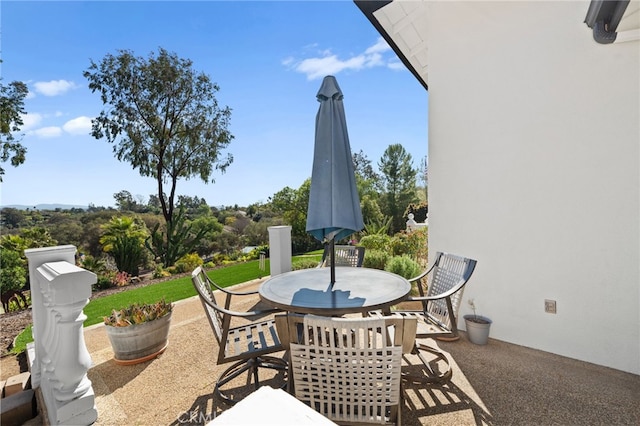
(190, 249, 476, 425)
(186, 75, 477, 425)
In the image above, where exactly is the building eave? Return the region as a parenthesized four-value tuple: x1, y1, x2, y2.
(354, 0, 428, 91)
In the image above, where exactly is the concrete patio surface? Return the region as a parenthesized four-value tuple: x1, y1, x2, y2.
(24, 278, 640, 425)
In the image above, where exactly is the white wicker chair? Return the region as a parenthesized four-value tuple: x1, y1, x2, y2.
(275, 314, 416, 426)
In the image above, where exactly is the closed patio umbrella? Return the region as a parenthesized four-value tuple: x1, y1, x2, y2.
(306, 75, 364, 285)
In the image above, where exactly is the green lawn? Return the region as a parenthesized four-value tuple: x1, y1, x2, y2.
(12, 254, 323, 354)
(83, 259, 273, 326)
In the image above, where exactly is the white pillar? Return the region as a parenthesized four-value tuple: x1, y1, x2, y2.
(268, 226, 292, 276)
(406, 213, 418, 232)
(25, 246, 98, 425)
(24, 245, 76, 387)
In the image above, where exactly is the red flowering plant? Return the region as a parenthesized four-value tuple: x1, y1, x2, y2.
(111, 271, 131, 287)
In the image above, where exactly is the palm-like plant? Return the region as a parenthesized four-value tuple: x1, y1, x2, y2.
(79, 254, 106, 275)
(363, 216, 393, 236)
(100, 216, 148, 276)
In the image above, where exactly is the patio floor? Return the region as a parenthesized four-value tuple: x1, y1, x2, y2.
(24, 278, 640, 425)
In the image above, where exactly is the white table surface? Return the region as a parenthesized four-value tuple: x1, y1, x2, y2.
(207, 386, 337, 425)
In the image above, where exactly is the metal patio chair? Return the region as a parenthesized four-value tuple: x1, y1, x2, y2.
(191, 266, 287, 405)
(318, 244, 365, 268)
(372, 252, 477, 383)
(275, 313, 416, 425)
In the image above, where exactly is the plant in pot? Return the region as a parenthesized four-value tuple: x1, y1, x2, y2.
(104, 299, 173, 365)
(463, 298, 492, 345)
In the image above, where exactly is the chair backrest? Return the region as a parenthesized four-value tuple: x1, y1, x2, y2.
(192, 266, 284, 366)
(191, 266, 225, 345)
(320, 245, 365, 268)
(422, 252, 477, 332)
(276, 314, 416, 425)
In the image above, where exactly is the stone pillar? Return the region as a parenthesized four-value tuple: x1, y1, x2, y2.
(268, 226, 292, 276)
(25, 246, 98, 425)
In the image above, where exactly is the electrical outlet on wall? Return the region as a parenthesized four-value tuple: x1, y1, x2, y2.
(545, 299, 557, 314)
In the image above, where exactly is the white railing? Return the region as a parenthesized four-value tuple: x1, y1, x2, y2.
(24, 245, 98, 425)
(406, 213, 428, 232)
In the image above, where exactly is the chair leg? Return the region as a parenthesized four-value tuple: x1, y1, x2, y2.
(402, 342, 453, 384)
(435, 334, 461, 342)
(215, 356, 288, 405)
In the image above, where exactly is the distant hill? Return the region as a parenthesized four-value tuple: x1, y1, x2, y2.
(2, 204, 89, 211)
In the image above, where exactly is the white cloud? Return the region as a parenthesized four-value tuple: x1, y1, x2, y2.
(286, 37, 400, 80)
(33, 80, 78, 96)
(365, 38, 391, 55)
(21, 113, 92, 138)
(296, 54, 366, 80)
(63, 116, 92, 135)
(364, 52, 384, 68)
(388, 60, 406, 71)
(31, 126, 62, 138)
(20, 113, 43, 131)
(281, 57, 294, 67)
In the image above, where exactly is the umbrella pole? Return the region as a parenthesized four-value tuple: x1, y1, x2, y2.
(330, 239, 336, 285)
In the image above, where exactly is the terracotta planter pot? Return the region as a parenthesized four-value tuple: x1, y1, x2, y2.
(105, 312, 172, 365)
(463, 314, 492, 345)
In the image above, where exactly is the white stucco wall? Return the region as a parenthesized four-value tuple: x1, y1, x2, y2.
(419, 1, 639, 374)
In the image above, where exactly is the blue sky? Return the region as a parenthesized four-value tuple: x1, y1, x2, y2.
(1, 1, 428, 209)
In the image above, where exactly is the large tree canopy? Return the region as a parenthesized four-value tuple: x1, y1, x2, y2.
(0, 79, 28, 181)
(84, 48, 234, 265)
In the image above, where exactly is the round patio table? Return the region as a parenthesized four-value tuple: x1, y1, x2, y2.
(259, 267, 411, 316)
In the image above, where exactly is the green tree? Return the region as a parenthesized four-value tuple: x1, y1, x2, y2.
(147, 194, 163, 214)
(80, 210, 117, 257)
(352, 150, 383, 230)
(418, 155, 428, 202)
(0, 76, 28, 181)
(212, 231, 241, 256)
(228, 212, 251, 235)
(360, 195, 386, 235)
(19, 227, 57, 248)
(0, 229, 57, 292)
(190, 214, 223, 257)
(100, 216, 148, 276)
(1, 207, 26, 229)
(113, 190, 136, 212)
(353, 149, 381, 184)
(242, 218, 278, 247)
(145, 206, 205, 267)
(84, 48, 233, 266)
(48, 220, 84, 247)
(177, 195, 208, 216)
(269, 180, 315, 253)
(378, 144, 418, 234)
(0, 247, 27, 294)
